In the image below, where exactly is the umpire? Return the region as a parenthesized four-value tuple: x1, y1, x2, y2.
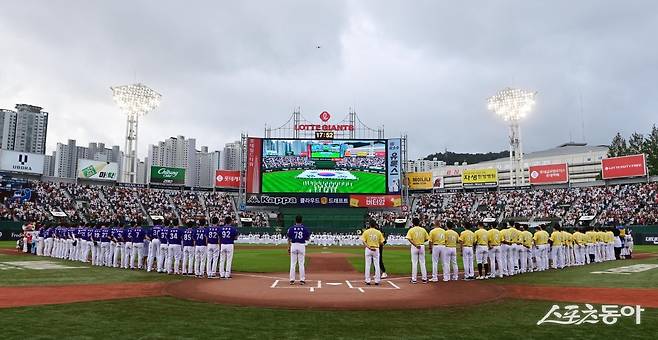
(376, 222, 388, 278)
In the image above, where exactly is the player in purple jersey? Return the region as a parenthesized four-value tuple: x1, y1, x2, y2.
(167, 220, 183, 275)
(146, 219, 162, 272)
(206, 217, 221, 278)
(219, 216, 239, 279)
(157, 219, 170, 273)
(91, 224, 102, 266)
(100, 223, 112, 267)
(123, 223, 134, 269)
(182, 220, 196, 276)
(194, 219, 208, 277)
(131, 221, 146, 270)
(287, 215, 310, 285)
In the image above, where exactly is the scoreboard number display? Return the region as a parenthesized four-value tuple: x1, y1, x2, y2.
(315, 131, 335, 140)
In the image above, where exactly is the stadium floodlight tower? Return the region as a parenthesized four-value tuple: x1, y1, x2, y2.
(487, 87, 536, 186)
(111, 83, 161, 183)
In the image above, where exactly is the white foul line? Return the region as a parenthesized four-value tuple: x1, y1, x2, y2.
(345, 280, 354, 289)
(310, 287, 315, 292)
(358, 288, 365, 293)
(270, 280, 279, 288)
(387, 281, 400, 289)
(317, 280, 322, 289)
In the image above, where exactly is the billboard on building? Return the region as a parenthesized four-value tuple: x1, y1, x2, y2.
(77, 159, 119, 181)
(246, 138, 262, 193)
(433, 175, 444, 189)
(528, 163, 569, 185)
(387, 138, 402, 193)
(601, 154, 647, 180)
(0, 150, 44, 175)
(215, 170, 240, 188)
(150, 166, 186, 185)
(407, 172, 433, 190)
(461, 168, 498, 187)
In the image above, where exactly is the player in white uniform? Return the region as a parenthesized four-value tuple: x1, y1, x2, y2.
(287, 215, 310, 285)
(194, 220, 208, 277)
(219, 216, 239, 279)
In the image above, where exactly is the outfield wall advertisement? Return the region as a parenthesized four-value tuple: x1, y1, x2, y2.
(0, 150, 44, 175)
(150, 166, 186, 185)
(461, 168, 498, 187)
(77, 159, 118, 181)
(601, 154, 646, 180)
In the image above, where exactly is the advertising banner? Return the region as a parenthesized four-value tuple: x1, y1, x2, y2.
(461, 168, 498, 187)
(349, 194, 402, 208)
(0, 150, 44, 175)
(246, 194, 350, 207)
(432, 175, 444, 189)
(77, 159, 118, 181)
(601, 154, 647, 180)
(246, 138, 262, 193)
(407, 172, 433, 190)
(387, 138, 401, 193)
(529, 163, 569, 185)
(150, 166, 186, 185)
(215, 170, 240, 188)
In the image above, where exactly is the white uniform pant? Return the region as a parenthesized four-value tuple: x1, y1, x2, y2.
(500, 244, 510, 275)
(431, 245, 445, 280)
(147, 239, 161, 272)
(122, 242, 133, 269)
(551, 245, 564, 269)
(364, 247, 381, 283)
(109, 242, 116, 266)
(410, 245, 427, 282)
(131, 242, 145, 269)
(79, 240, 87, 262)
(519, 247, 530, 272)
(44, 238, 53, 257)
(475, 245, 488, 264)
(462, 247, 474, 278)
(206, 244, 220, 276)
(36, 237, 45, 256)
(195, 246, 207, 276)
(182, 245, 195, 274)
(219, 244, 235, 278)
(158, 243, 169, 272)
(167, 244, 182, 274)
(113, 242, 123, 267)
(536, 244, 549, 270)
(488, 246, 503, 277)
(289, 243, 306, 282)
(443, 247, 458, 281)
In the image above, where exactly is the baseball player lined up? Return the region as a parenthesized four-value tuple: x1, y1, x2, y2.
(406, 217, 429, 284)
(287, 215, 310, 285)
(361, 219, 385, 285)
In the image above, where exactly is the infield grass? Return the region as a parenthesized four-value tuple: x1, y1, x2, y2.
(261, 169, 386, 193)
(0, 297, 655, 340)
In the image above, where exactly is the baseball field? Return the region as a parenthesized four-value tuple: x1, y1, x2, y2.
(261, 169, 386, 193)
(1, 241, 657, 339)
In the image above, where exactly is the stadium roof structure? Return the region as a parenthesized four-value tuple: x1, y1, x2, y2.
(477, 142, 609, 166)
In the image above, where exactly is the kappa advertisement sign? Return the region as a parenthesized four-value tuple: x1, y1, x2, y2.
(77, 159, 118, 181)
(0, 150, 44, 175)
(215, 170, 240, 188)
(150, 166, 186, 185)
(529, 163, 569, 185)
(601, 154, 647, 180)
(246, 194, 350, 207)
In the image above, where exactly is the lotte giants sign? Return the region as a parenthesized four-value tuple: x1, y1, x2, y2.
(601, 154, 647, 180)
(215, 170, 240, 188)
(529, 163, 569, 185)
(293, 111, 354, 131)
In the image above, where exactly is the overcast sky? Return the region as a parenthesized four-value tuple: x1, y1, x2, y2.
(0, 0, 656, 159)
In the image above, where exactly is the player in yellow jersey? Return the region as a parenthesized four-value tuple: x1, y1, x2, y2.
(405, 217, 429, 284)
(487, 224, 503, 279)
(428, 220, 446, 282)
(518, 225, 534, 273)
(361, 219, 385, 285)
(585, 226, 596, 264)
(606, 228, 615, 261)
(499, 223, 511, 277)
(562, 229, 573, 267)
(459, 222, 476, 280)
(572, 228, 585, 266)
(509, 223, 522, 276)
(473, 222, 489, 280)
(550, 224, 564, 269)
(443, 222, 460, 281)
(533, 225, 550, 271)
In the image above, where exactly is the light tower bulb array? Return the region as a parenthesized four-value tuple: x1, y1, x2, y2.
(487, 87, 536, 122)
(111, 83, 161, 116)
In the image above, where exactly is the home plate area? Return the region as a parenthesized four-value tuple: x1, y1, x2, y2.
(269, 279, 401, 293)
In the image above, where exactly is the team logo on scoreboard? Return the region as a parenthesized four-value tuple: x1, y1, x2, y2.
(320, 111, 331, 122)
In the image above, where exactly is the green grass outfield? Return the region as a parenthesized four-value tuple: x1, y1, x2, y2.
(0, 297, 655, 340)
(261, 169, 386, 193)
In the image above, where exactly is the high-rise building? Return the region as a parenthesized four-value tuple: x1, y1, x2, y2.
(53, 139, 122, 178)
(222, 141, 242, 171)
(0, 104, 49, 154)
(147, 135, 220, 187)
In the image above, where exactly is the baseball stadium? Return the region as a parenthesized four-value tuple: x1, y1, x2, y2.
(2, 2, 658, 340)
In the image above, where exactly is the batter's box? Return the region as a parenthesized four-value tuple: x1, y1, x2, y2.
(345, 280, 400, 293)
(270, 279, 322, 292)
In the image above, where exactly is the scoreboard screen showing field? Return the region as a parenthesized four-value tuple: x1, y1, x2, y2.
(261, 139, 388, 194)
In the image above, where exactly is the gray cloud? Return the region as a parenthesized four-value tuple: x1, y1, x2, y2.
(0, 0, 656, 160)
